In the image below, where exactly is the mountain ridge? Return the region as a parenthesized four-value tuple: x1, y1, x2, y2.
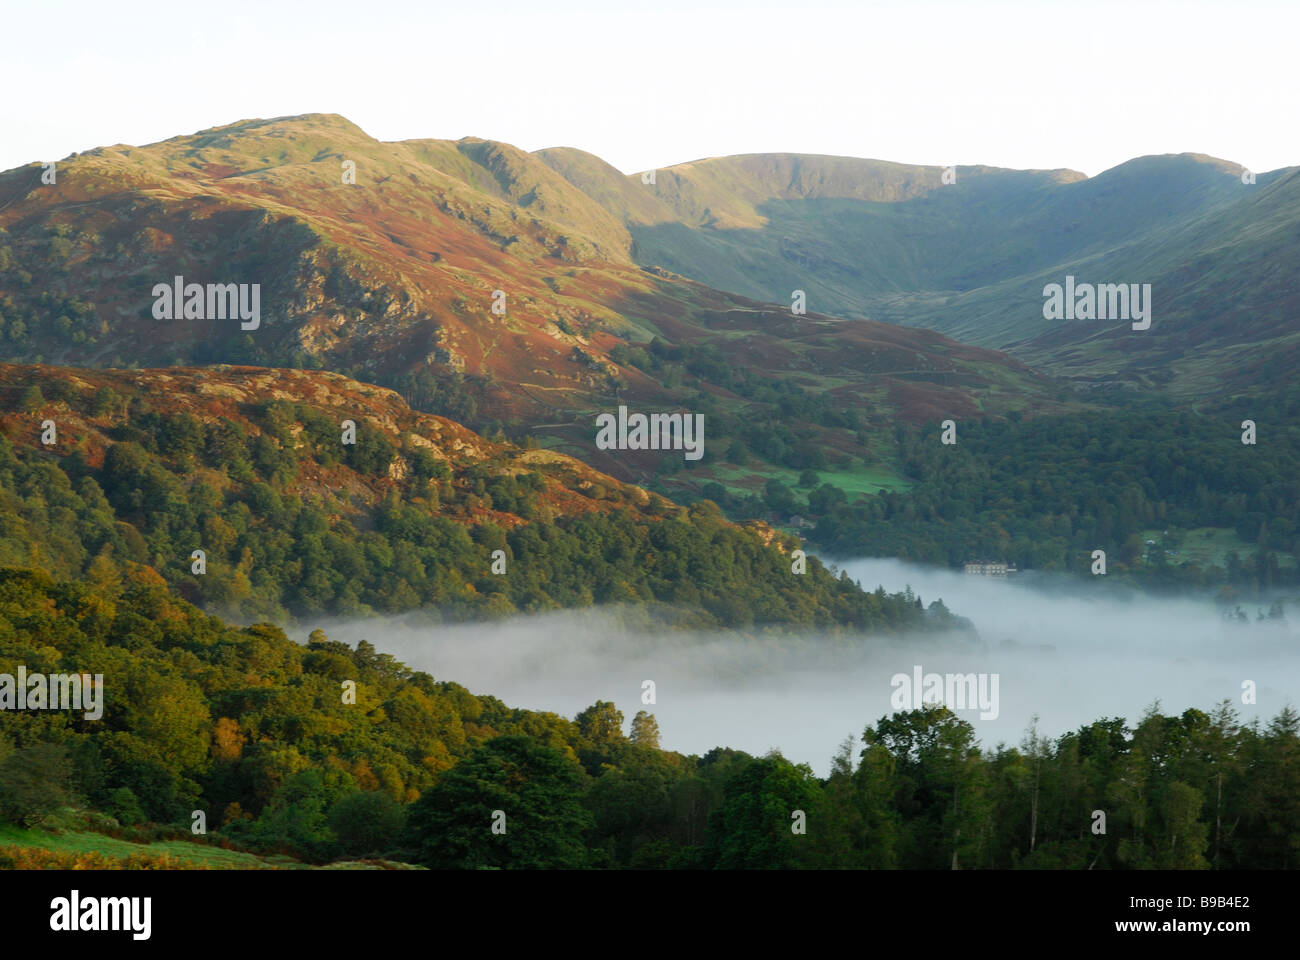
(0, 114, 1073, 504)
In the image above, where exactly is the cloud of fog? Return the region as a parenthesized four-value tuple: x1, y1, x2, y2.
(303, 557, 1300, 777)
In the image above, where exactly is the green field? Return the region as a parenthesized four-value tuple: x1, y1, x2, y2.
(1140, 526, 1298, 570)
(0, 825, 294, 868)
(705, 461, 913, 500)
(0, 825, 424, 870)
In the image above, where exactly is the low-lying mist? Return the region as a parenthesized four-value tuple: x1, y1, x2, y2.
(305, 557, 1299, 776)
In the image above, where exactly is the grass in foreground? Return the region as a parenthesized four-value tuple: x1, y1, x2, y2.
(0, 826, 421, 870)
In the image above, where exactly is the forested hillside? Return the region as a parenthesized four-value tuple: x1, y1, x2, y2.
(2, 570, 1296, 869)
(693, 398, 1300, 593)
(0, 362, 954, 631)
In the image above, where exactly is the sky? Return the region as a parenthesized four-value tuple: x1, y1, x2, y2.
(1, 0, 1296, 177)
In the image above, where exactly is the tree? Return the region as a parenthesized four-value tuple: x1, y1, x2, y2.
(90, 386, 121, 417)
(1157, 781, 1208, 869)
(18, 385, 43, 412)
(405, 736, 592, 869)
(244, 768, 342, 862)
(1119, 533, 1145, 565)
(630, 711, 661, 749)
(852, 731, 901, 868)
(763, 479, 797, 515)
(815, 735, 863, 867)
(120, 670, 211, 773)
(701, 482, 729, 506)
(703, 752, 822, 869)
(585, 751, 680, 867)
(328, 790, 405, 857)
(575, 700, 627, 770)
(1021, 715, 1051, 855)
(867, 705, 988, 869)
(0, 740, 74, 825)
(1253, 706, 1300, 868)
(108, 787, 146, 825)
(100, 442, 151, 500)
(1188, 702, 1243, 869)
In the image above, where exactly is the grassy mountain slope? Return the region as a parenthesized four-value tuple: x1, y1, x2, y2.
(919, 164, 1300, 398)
(0, 114, 1071, 505)
(539, 148, 1296, 398)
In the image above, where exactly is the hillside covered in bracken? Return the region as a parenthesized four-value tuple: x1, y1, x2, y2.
(0, 361, 962, 632)
(0, 114, 1071, 504)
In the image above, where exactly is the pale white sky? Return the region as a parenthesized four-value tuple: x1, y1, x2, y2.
(1, 0, 1295, 177)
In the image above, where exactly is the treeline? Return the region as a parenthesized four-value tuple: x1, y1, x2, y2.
(802, 404, 1300, 590)
(1, 570, 1296, 869)
(0, 383, 939, 632)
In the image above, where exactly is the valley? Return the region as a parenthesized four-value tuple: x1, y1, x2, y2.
(0, 108, 1296, 874)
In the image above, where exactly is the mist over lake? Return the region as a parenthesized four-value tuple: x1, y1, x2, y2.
(311, 557, 1300, 777)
